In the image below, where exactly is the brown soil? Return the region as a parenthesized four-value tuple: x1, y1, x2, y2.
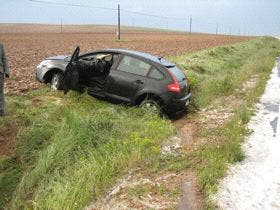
(0, 24, 251, 95)
(0, 118, 18, 156)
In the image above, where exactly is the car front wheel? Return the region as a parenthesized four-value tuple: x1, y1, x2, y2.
(51, 73, 64, 91)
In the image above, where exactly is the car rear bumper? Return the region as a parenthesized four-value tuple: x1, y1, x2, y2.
(163, 92, 191, 113)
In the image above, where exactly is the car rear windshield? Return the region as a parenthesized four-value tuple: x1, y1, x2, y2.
(168, 66, 186, 82)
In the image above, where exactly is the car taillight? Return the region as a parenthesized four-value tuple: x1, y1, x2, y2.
(167, 68, 181, 93)
(168, 83, 181, 92)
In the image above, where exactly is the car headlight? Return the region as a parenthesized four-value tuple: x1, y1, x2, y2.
(37, 60, 50, 68)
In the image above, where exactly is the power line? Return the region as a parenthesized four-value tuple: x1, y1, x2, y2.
(29, 0, 117, 11)
(28, 0, 241, 35)
(29, 0, 186, 21)
(121, 9, 185, 21)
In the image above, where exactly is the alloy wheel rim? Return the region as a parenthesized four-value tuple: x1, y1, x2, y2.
(142, 101, 159, 112)
(51, 75, 58, 91)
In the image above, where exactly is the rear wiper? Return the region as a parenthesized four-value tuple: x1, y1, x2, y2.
(165, 65, 176, 68)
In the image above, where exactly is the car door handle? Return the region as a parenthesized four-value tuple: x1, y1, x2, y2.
(135, 80, 144, 85)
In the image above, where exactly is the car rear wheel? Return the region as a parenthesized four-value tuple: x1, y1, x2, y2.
(51, 73, 64, 91)
(140, 98, 162, 115)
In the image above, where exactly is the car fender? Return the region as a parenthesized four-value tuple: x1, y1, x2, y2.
(41, 62, 67, 82)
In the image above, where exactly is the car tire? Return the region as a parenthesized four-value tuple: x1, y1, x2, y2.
(50, 73, 64, 91)
(140, 98, 162, 115)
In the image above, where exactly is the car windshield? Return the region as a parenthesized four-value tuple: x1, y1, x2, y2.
(64, 56, 71, 62)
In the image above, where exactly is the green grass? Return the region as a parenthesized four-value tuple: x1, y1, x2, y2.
(0, 157, 21, 208)
(1, 36, 279, 209)
(1, 90, 172, 209)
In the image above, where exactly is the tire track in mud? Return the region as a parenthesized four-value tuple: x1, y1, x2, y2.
(172, 116, 205, 210)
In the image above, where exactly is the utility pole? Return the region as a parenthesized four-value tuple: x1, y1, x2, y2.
(60, 18, 62, 33)
(189, 16, 192, 35)
(216, 23, 218, 35)
(229, 26, 232, 36)
(118, 4, 120, 40)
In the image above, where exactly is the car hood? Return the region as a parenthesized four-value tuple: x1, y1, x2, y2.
(46, 55, 68, 60)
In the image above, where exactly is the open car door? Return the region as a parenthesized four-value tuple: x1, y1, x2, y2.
(63, 46, 80, 94)
(64, 47, 116, 95)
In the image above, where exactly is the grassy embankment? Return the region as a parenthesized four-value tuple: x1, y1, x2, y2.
(1, 36, 279, 209)
(0, 91, 172, 209)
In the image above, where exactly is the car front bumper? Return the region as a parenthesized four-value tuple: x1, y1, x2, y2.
(36, 66, 44, 82)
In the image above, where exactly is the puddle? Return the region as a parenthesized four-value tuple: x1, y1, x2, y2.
(270, 117, 278, 137)
(263, 103, 279, 113)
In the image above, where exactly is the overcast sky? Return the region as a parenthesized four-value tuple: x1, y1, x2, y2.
(0, 0, 279, 35)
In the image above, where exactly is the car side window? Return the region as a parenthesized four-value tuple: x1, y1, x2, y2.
(80, 54, 96, 61)
(80, 53, 118, 62)
(117, 55, 151, 76)
(112, 54, 120, 61)
(148, 67, 164, 80)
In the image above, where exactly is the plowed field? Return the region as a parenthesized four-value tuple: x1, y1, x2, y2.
(0, 24, 251, 95)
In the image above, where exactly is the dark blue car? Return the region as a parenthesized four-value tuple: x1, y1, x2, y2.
(36, 47, 191, 114)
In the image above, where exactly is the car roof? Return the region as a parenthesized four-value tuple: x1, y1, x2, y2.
(100, 48, 175, 67)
